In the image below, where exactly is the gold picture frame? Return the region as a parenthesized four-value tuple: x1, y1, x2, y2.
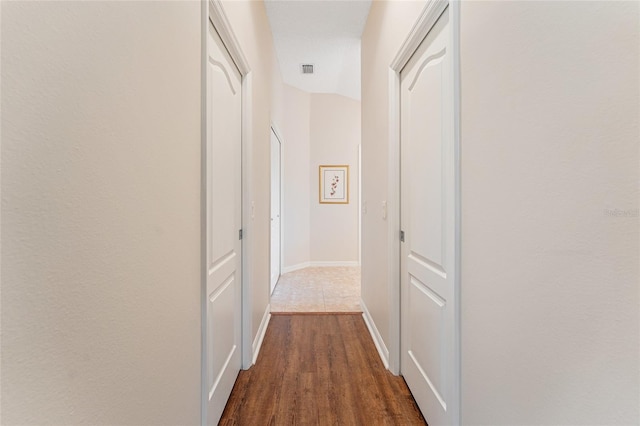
(319, 165, 349, 204)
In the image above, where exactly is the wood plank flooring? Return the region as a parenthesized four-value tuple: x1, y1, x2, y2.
(220, 314, 427, 425)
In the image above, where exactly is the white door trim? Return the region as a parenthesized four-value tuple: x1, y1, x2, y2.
(387, 0, 461, 422)
(202, 1, 253, 424)
(270, 124, 283, 294)
(270, 123, 285, 152)
(208, 0, 250, 75)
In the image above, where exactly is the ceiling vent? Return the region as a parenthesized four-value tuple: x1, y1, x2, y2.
(301, 64, 314, 74)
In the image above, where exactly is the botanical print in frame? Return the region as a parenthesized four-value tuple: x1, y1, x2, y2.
(319, 165, 349, 204)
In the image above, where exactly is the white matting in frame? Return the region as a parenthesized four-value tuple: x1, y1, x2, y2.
(319, 165, 349, 204)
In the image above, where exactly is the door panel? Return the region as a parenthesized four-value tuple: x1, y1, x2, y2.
(400, 7, 455, 426)
(408, 53, 444, 270)
(206, 21, 242, 426)
(408, 275, 446, 405)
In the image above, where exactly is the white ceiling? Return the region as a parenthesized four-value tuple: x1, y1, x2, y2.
(264, 0, 372, 101)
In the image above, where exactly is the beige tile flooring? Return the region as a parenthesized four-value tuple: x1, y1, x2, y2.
(270, 266, 361, 312)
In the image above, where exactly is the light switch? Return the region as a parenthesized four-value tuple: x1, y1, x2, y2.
(251, 201, 255, 219)
(382, 201, 387, 220)
(362, 201, 368, 214)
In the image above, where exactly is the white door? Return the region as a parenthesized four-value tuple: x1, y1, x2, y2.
(205, 21, 242, 426)
(400, 7, 457, 426)
(270, 129, 281, 294)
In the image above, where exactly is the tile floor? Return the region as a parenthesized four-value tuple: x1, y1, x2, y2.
(270, 266, 361, 312)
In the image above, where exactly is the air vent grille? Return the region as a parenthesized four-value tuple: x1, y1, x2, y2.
(301, 64, 314, 74)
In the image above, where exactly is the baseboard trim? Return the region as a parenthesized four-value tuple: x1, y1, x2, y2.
(309, 261, 360, 268)
(271, 311, 362, 316)
(282, 261, 361, 274)
(282, 262, 311, 274)
(361, 299, 390, 369)
(252, 304, 271, 365)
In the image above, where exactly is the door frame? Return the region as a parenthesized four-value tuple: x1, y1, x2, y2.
(202, 1, 253, 424)
(386, 0, 461, 421)
(269, 124, 284, 294)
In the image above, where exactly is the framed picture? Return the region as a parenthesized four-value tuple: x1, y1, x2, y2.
(319, 165, 349, 204)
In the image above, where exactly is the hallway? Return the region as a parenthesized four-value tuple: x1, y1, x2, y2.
(220, 314, 426, 425)
(2, 1, 638, 425)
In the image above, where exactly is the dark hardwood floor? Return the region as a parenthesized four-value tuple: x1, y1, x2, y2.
(219, 313, 427, 425)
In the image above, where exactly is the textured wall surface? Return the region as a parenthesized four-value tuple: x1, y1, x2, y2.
(1, 1, 202, 424)
(459, 1, 639, 423)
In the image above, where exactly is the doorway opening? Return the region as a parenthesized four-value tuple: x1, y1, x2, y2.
(269, 113, 362, 313)
(264, 0, 367, 315)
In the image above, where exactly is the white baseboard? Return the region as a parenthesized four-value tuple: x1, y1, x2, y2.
(252, 304, 271, 365)
(309, 261, 360, 268)
(361, 299, 390, 369)
(282, 262, 311, 274)
(282, 261, 361, 274)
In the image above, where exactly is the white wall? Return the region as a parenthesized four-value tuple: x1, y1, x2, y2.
(1, 2, 202, 424)
(309, 94, 360, 263)
(361, 0, 427, 353)
(282, 84, 311, 270)
(362, 0, 639, 424)
(459, 1, 639, 424)
(280, 90, 360, 270)
(221, 0, 284, 345)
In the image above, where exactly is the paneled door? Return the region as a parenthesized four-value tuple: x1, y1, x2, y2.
(400, 7, 456, 426)
(270, 129, 281, 294)
(205, 21, 242, 425)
